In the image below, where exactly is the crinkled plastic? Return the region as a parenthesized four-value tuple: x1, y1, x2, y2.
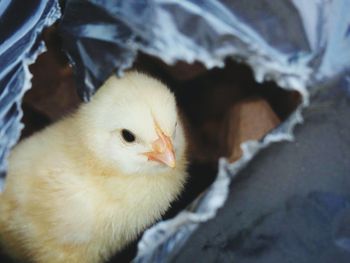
(0, 0, 349, 262)
(59, 0, 350, 261)
(0, 0, 61, 190)
(59, 0, 350, 101)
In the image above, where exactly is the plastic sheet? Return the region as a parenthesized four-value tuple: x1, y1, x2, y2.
(0, 0, 61, 190)
(173, 90, 350, 262)
(59, 0, 350, 100)
(0, 0, 349, 262)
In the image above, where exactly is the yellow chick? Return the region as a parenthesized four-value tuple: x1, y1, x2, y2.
(0, 72, 188, 263)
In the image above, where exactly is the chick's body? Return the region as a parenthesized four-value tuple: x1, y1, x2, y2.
(0, 72, 188, 263)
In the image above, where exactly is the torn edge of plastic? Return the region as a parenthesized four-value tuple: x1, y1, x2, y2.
(0, 2, 61, 191)
(135, 1, 314, 96)
(134, 66, 309, 262)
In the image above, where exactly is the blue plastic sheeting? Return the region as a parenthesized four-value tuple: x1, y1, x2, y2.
(0, 0, 61, 190)
(175, 191, 350, 263)
(0, 0, 349, 262)
(59, 0, 350, 101)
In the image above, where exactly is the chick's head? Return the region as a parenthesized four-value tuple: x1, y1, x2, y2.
(78, 72, 186, 175)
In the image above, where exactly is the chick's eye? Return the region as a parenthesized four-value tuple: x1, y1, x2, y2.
(121, 129, 135, 143)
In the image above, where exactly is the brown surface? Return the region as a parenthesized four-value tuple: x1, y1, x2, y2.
(222, 97, 281, 162)
(161, 60, 207, 81)
(25, 26, 80, 122)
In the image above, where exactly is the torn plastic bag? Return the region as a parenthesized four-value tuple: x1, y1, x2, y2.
(173, 89, 350, 263)
(59, 0, 350, 101)
(0, 0, 61, 190)
(59, 0, 350, 262)
(0, 0, 349, 262)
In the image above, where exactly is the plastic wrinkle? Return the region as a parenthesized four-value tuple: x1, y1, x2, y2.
(0, 0, 61, 191)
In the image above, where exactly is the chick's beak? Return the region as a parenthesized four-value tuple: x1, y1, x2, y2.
(144, 125, 176, 168)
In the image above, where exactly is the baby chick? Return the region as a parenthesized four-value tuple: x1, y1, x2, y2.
(0, 72, 188, 263)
